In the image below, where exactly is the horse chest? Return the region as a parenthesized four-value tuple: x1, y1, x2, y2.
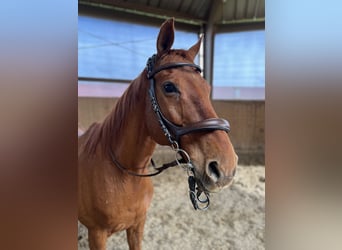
(96, 178, 153, 228)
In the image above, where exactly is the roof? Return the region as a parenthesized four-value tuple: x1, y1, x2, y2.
(79, 0, 265, 27)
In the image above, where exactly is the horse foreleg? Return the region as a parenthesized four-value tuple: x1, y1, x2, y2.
(88, 228, 107, 250)
(126, 217, 146, 250)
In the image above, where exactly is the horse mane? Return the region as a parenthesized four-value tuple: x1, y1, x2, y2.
(82, 69, 148, 156)
(81, 49, 192, 157)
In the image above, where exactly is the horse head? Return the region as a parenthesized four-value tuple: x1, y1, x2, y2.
(145, 19, 238, 193)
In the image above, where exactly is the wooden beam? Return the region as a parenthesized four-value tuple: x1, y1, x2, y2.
(203, 0, 222, 95)
(78, 77, 131, 84)
(216, 18, 265, 32)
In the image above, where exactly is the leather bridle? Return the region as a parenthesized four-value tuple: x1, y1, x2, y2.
(109, 54, 231, 210)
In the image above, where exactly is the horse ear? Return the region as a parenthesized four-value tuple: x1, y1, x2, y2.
(188, 35, 203, 61)
(157, 18, 175, 57)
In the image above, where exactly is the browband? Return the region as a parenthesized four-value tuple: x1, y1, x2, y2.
(148, 62, 202, 79)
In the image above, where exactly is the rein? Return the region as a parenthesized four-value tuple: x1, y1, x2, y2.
(109, 148, 186, 177)
(109, 54, 231, 210)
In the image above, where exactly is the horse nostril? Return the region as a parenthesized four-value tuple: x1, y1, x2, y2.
(232, 167, 236, 177)
(208, 161, 221, 182)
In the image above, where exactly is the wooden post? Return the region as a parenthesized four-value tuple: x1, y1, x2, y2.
(203, 0, 222, 98)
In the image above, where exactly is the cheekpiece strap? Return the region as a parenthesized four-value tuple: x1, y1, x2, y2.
(146, 54, 157, 79)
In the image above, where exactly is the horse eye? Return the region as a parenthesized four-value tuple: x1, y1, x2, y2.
(163, 82, 179, 94)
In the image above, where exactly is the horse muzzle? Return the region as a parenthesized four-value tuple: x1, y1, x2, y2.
(193, 161, 237, 193)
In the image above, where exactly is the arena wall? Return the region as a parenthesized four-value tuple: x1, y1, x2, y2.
(78, 97, 264, 165)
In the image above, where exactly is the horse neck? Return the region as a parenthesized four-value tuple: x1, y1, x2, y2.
(102, 74, 156, 170)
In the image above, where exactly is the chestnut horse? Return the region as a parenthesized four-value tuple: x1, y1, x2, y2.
(78, 19, 238, 250)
